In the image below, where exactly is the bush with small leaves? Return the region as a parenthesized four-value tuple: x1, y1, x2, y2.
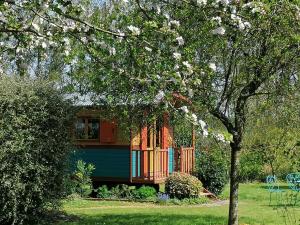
(134, 186, 157, 199)
(97, 185, 111, 199)
(165, 172, 202, 199)
(196, 149, 228, 195)
(0, 77, 73, 225)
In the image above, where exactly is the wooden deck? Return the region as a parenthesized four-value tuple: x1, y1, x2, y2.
(131, 149, 169, 184)
(131, 147, 195, 184)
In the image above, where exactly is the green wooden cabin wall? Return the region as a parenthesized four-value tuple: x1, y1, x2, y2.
(72, 147, 130, 179)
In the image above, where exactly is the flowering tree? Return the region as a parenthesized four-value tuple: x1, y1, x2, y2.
(1, 1, 300, 225)
(65, 1, 300, 224)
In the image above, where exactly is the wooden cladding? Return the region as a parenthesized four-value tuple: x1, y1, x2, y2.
(140, 114, 171, 150)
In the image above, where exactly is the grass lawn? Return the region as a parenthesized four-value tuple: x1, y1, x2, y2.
(54, 183, 300, 225)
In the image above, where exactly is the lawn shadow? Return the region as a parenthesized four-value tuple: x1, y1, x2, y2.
(58, 214, 228, 225)
(260, 184, 290, 190)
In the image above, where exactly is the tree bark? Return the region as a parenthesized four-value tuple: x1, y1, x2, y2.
(228, 144, 240, 225)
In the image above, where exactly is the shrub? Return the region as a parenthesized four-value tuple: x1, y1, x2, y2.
(111, 184, 133, 199)
(97, 185, 111, 199)
(165, 172, 202, 199)
(71, 160, 95, 197)
(134, 186, 157, 199)
(196, 149, 228, 195)
(0, 77, 73, 225)
(239, 150, 265, 182)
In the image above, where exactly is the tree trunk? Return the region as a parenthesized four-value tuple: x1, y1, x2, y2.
(228, 145, 240, 225)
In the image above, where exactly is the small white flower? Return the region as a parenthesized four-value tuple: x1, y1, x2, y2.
(127, 25, 141, 36)
(41, 42, 47, 49)
(209, 63, 217, 72)
(191, 113, 198, 122)
(109, 47, 116, 56)
(183, 61, 193, 74)
(211, 27, 226, 35)
(169, 20, 180, 28)
(63, 37, 70, 45)
(81, 36, 88, 44)
(197, 0, 207, 6)
(215, 133, 225, 142)
(164, 13, 170, 20)
(212, 16, 222, 25)
(176, 36, 184, 46)
(156, 5, 161, 14)
(32, 22, 40, 32)
(64, 49, 70, 56)
(188, 88, 194, 98)
(244, 22, 251, 29)
(180, 106, 189, 114)
(221, 0, 229, 5)
(154, 90, 165, 104)
(145, 47, 152, 52)
(173, 52, 181, 60)
(183, 61, 192, 69)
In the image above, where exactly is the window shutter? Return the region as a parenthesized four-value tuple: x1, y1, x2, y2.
(100, 120, 116, 143)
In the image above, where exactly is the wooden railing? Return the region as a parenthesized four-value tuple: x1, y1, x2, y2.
(174, 147, 195, 174)
(131, 149, 169, 182)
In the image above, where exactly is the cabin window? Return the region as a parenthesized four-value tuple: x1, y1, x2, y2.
(75, 118, 86, 139)
(75, 118, 100, 140)
(88, 119, 100, 139)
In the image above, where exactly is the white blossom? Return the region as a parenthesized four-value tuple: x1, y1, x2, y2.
(63, 37, 70, 45)
(164, 13, 170, 20)
(180, 106, 189, 114)
(183, 61, 193, 74)
(197, 0, 207, 6)
(199, 119, 208, 137)
(127, 25, 141, 36)
(211, 26, 226, 35)
(32, 22, 40, 32)
(188, 88, 194, 98)
(221, 0, 230, 5)
(173, 52, 182, 60)
(191, 113, 198, 123)
(212, 16, 222, 25)
(64, 49, 70, 56)
(176, 36, 185, 46)
(109, 47, 116, 56)
(41, 42, 47, 49)
(244, 22, 251, 29)
(209, 63, 217, 72)
(215, 134, 225, 142)
(145, 47, 152, 52)
(154, 90, 165, 104)
(169, 20, 180, 28)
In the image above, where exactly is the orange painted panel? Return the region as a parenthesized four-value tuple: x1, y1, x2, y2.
(100, 120, 116, 143)
(162, 113, 169, 149)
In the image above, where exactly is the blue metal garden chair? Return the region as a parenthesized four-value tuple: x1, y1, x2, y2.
(286, 173, 300, 206)
(266, 175, 285, 206)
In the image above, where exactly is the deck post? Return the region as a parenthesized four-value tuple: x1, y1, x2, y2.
(180, 146, 183, 173)
(192, 125, 196, 173)
(129, 128, 132, 182)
